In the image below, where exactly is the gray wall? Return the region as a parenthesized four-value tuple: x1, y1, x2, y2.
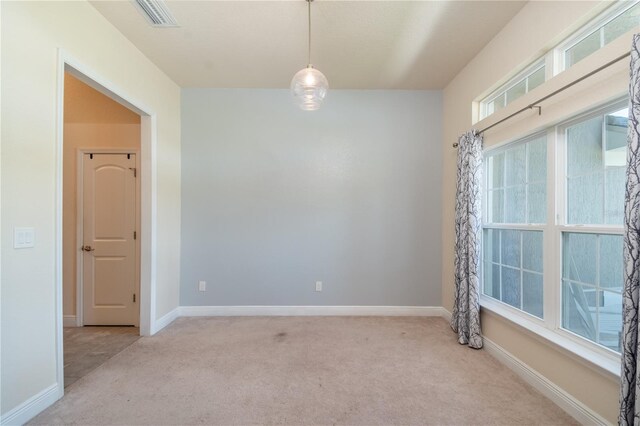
(180, 89, 442, 306)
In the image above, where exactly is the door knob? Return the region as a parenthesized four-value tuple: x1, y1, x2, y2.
(81, 245, 95, 252)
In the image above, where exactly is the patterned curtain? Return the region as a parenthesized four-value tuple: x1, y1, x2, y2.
(450, 130, 483, 349)
(621, 35, 640, 426)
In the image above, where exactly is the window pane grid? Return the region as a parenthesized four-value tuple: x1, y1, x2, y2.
(565, 107, 628, 226)
(480, 63, 545, 120)
(561, 229, 624, 352)
(482, 100, 629, 359)
(482, 228, 543, 318)
(564, 2, 640, 69)
(480, 101, 632, 361)
(485, 135, 546, 224)
(478, 2, 639, 123)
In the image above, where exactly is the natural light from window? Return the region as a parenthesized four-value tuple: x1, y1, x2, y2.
(478, 0, 639, 122)
(481, 103, 628, 355)
(564, 3, 640, 68)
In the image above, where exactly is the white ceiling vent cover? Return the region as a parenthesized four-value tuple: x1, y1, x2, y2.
(133, 0, 179, 28)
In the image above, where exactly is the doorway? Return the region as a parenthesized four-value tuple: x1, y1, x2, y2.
(55, 52, 159, 397)
(62, 72, 141, 387)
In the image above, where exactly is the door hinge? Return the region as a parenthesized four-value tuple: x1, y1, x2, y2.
(90, 153, 94, 159)
(133, 293, 136, 303)
(129, 167, 137, 177)
(134, 231, 137, 240)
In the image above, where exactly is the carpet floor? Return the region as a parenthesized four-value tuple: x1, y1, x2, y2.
(31, 316, 576, 425)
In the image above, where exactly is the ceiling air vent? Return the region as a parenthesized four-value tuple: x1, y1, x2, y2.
(133, 0, 179, 28)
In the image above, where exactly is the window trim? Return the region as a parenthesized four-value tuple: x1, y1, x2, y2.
(479, 60, 545, 121)
(480, 296, 621, 377)
(480, 99, 629, 377)
(555, 0, 639, 72)
(476, 0, 639, 122)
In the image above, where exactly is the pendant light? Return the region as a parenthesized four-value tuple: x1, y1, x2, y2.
(291, 0, 328, 111)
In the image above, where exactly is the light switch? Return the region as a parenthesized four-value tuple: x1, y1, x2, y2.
(14, 227, 35, 249)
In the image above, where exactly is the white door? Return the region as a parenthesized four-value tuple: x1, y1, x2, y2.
(82, 153, 138, 326)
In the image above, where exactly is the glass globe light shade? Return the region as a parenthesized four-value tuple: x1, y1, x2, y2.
(290, 66, 329, 111)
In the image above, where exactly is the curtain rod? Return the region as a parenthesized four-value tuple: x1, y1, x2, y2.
(452, 51, 631, 148)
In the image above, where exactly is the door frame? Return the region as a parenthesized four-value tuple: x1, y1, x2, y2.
(76, 149, 141, 327)
(56, 49, 159, 392)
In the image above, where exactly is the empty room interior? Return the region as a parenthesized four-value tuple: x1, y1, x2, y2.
(4, 0, 640, 424)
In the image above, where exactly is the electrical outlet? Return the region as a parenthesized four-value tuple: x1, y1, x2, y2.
(315, 281, 322, 292)
(198, 281, 206, 292)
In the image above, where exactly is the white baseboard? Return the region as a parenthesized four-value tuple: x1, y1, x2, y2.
(151, 307, 180, 335)
(149, 305, 444, 338)
(63, 315, 77, 327)
(482, 336, 609, 425)
(0, 383, 61, 426)
(440, 307, 606, 424)
(179, 305, 446, 317)
(441, 308, 452, 322)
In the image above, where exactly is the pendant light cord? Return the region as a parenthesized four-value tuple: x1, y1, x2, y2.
(307, 0, 312, 66)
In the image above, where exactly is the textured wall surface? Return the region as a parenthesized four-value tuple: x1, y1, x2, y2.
(181, 89, 442, 307)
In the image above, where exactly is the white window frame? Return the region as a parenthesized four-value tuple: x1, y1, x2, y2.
(556, 100, 626, 352)
(479, 59, 545, 121)
(555, 0, 640, 72)
(480, 99, 628, 377)
(477, 0, 639, 122)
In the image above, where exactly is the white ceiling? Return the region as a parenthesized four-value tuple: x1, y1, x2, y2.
(91, 1, 526, 89)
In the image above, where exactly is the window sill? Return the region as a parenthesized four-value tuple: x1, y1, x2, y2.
(479, 296, 621, 379)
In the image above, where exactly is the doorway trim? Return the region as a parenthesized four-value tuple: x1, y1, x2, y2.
(75, 149, 141, 327)
(55, 49, 159, 393)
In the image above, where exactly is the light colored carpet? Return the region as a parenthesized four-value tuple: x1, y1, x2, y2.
(32, 317, 576, 425)
(63, 326, 139, 387)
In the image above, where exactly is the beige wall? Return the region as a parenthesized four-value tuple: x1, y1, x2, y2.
(442, 1, 631, 422)
(1, 1, 180, 417)
(63, 73, 141, 319)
